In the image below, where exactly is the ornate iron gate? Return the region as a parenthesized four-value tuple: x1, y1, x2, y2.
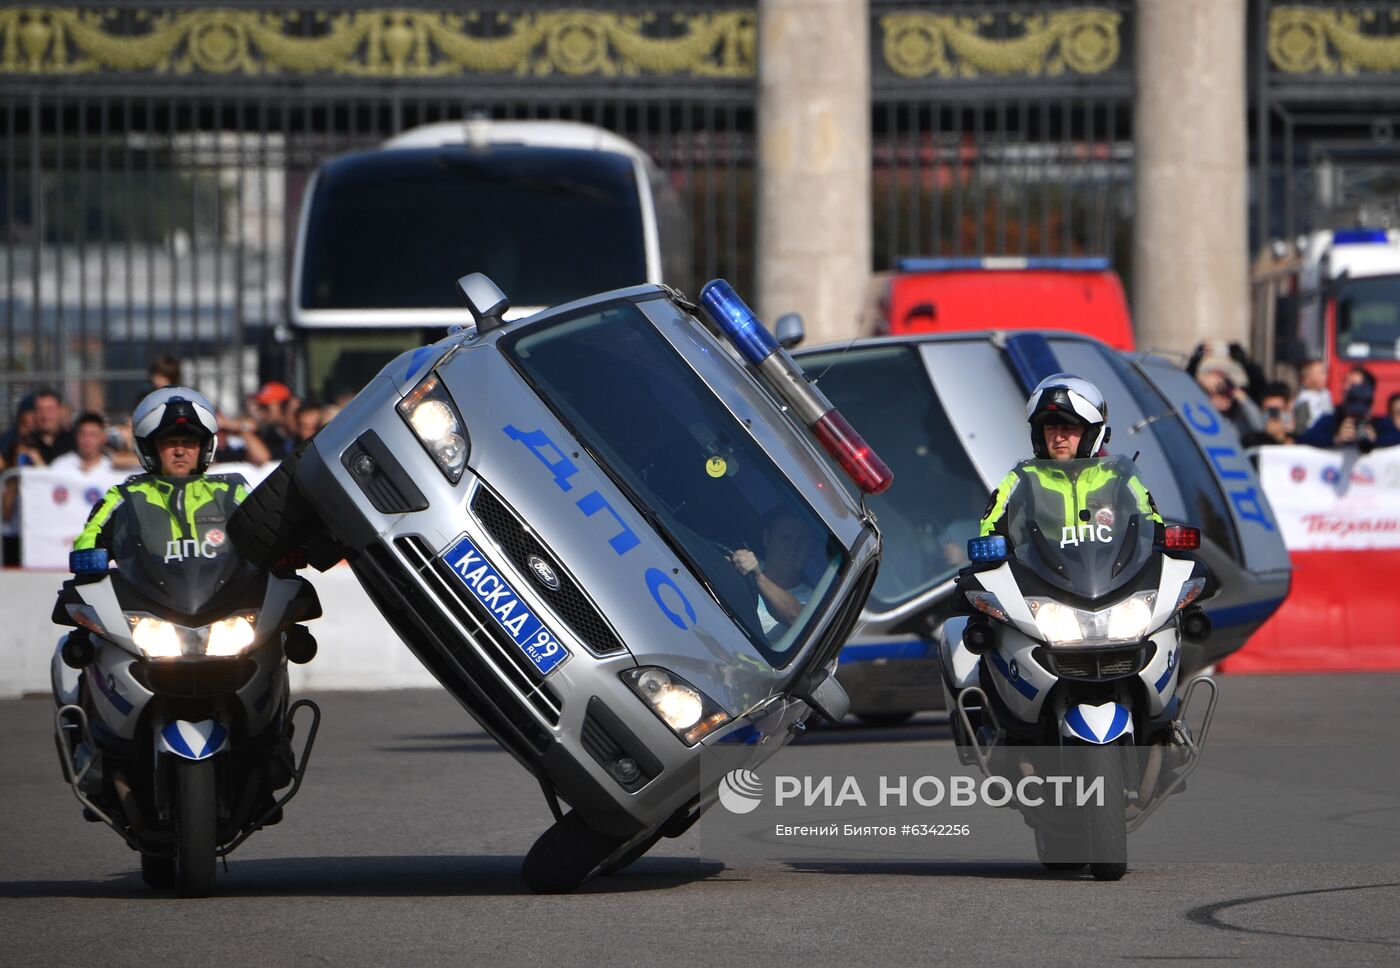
(1253, 0, 1400, 244)
(0, 2, 757, 416)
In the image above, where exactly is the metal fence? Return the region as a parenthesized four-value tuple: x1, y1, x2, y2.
(0, 1, 757, 421)
(3, 1, 1398, 426)
(871, 0, 1135, 271)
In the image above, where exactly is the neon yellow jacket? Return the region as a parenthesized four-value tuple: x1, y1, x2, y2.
(74, 474, 248, 553)
(979, 461, 1162, 537)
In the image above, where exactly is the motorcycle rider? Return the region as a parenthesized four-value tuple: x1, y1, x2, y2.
(51, 387, 252, 807)
(71, 387, 246, 559)
(979, 374, 1163, 538)
(54, 388, 247, 708)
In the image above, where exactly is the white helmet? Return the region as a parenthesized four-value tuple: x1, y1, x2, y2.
(132, 386, 219, 474)
(1026, 373, 1109, 459)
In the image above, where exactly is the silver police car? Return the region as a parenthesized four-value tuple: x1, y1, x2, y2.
(231, 276, 886, 891)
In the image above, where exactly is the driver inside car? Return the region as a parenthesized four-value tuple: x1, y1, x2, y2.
(979, 373, 1164, 538)
(729, 507, 817, 638)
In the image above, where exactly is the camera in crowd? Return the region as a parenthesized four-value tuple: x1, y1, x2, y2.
(1341, 383, 1376, 454)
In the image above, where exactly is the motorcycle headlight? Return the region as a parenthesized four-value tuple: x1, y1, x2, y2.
(129, 616, 184, 658)
(397, 372, 469, 483)
(622, 667, 730, 746)
(1026, 592, 1157, 647)
(1028, 600, 1084, 645)
(206, 613, 259, 657)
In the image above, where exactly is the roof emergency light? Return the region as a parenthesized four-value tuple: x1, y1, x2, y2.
(1332, 228, 1389, 245)
(897, 256, 1110, 273)
(699, 279, 894, 495)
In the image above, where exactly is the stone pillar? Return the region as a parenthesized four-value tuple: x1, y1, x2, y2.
(757, 0, 870, 344)
(1133, 0, 1249, 356)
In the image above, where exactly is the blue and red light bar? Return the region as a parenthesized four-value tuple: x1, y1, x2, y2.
(699, 280, 894, 495)
(896, 256, 1110, 273)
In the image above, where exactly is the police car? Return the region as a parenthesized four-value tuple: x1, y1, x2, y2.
(794, 328, 1291, 724)
(230, 275, 886, 891)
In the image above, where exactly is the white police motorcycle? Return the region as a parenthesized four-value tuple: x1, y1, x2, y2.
(942, 455, 1218, 880)
(51, 502, 322, 896)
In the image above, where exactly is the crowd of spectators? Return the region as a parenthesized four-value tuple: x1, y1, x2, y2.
(0, 355, 338, 564)
(1187, 340, 1400, 452)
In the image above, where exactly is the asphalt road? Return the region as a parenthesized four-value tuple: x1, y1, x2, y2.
(3, 673, 1399, 968)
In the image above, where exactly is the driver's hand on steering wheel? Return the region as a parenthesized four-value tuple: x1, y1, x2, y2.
(731, 548, 760, 577)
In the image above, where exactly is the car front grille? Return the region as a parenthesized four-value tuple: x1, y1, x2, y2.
(470, 483, 626, 656)
(394, 535, 563, 726)
(1041, 647, 1145, 681)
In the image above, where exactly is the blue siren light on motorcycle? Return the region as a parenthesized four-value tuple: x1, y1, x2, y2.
(967, 535, 1008, 562)
(699, 279, 779, 366)
(69, 548, 110, 573)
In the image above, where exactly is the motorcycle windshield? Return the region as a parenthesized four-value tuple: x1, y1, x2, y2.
(1003, 456, 1157, 600)
(107, 490, 258, 616)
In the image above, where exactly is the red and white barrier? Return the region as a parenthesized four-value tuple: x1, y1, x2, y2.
(1223, 445, 1400, 673)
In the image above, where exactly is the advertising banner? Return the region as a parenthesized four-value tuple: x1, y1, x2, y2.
(1254, 445, 1400, 550)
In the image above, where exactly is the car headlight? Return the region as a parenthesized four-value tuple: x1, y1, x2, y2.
(397, 372, 469, 483)
(1026, 591, 1157, 647)
(622, 667, 730, 746)
(129, 616, 184, 658)
(206, 614, 259, 657)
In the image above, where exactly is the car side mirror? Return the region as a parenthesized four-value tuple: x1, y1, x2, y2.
(456, 273, 510, 334)
(792, 669, 850, 724)
(774, 312, 805, 349)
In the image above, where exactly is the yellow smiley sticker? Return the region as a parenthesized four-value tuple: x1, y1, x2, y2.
(706, 456, 727, 478)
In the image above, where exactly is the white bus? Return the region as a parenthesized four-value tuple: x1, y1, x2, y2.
(288, 119, 690, 402)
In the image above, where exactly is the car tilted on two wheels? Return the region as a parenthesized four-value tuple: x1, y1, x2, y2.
(229, 276, 888, 892)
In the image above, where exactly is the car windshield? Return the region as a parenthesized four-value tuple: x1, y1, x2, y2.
(104, 481, 261, 616)
(1335, 274, 1400, 361)
(505, 300, 846, 666)
(301, 146, 646, 311)
(1003, 456, 1157, 600)
(796, 345, 987, 610)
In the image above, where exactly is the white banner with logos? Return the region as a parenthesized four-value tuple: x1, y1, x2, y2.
(17, 462, 276, 569)
(1256, 445, 1400, 550)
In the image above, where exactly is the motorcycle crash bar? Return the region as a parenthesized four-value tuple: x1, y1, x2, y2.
(698, 279, 894, 495)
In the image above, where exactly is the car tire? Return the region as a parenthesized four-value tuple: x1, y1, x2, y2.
(520, 810, 631, 894)
(857, 712, 915, 728)
(228, 443, 320, 569)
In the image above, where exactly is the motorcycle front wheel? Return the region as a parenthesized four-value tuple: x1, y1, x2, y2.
(1084, 742, 1128, 881)
(175, 759, 217, 898)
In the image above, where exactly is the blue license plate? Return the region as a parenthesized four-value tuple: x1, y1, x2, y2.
(441, 535, 570, 677)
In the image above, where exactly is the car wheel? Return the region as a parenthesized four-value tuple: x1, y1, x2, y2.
(521, 810, 631, 894)
(228, 444, 321, 569)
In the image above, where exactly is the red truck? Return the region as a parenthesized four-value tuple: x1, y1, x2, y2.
(874, 256, 1136, 351)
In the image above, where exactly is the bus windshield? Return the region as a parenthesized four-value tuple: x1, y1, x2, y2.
(299, 145, 647, 312)
(1335, 274, 1400, 361)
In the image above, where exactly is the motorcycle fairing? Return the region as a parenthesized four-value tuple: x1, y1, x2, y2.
(1061, 702, 1133, 745)
(157, 719, 229, 760)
